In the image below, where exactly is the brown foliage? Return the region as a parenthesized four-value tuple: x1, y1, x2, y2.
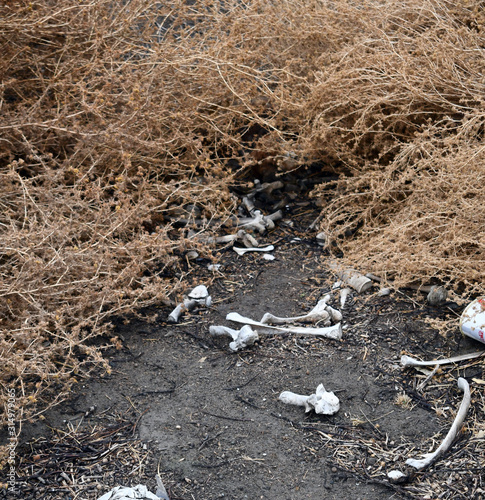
(1, 0, 484, 445)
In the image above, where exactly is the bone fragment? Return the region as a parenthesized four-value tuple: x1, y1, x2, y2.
(97, 483, 164, 500)
(377, 287, 392, 296)
(279, 384, 340, 415)
(209, 325, 259, 352)
(406, 377, 471, 470)
(242, 196, 256, 215)
(339, 287, 351, 308)
(329, 262, 372, 293)
(238, 210, 266, 233)
(226, 312, 342, 339)
(427, 285, 448, 306)
(325, 305, 342, 323)
(156, 475, 170, 500)
(261, 298, 331, 325)
(167, 303, 185, 323)
(237, 229, 259, 248)
(263, 253, 275, 261)
(186, 285, 211, 307)
(401, 351, 484, 367)
(316, 231, 326, 246)
(168, 286, 211, 323)
(233, 245, 274, 256)
(387, 470, 407, 483)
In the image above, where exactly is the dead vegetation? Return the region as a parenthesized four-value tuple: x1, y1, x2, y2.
(1, 0, 484, 463)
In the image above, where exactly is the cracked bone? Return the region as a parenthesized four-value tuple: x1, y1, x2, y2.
(237, 229, 259, 248)
(97, 478, 168, 500)
(167, 285, 211, 323)
(329, 262, 372, 293)
(226, 312, 342, 339)
(233, 245, 274, 256)
(261, 297, 331, 325)
(400, 351, 484, 368)
(406, 377, 471, 470)
(279, 384, 340, 415)
(209, 325, 259, 351)
(237, 210, 283, 234)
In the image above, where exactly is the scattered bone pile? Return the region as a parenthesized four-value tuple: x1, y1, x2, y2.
(163, 180, 480, 488)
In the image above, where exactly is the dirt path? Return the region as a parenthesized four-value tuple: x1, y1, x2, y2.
(9, 200, 485, 500)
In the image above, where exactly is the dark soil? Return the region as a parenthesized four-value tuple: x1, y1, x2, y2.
(5, 187, 484, 500)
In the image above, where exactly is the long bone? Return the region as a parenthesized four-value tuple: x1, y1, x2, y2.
(279, 384, 340, 415)
(233, 245, 274, 256)
(401, 351, 484, 367)
(261, 297, 331, 325)
(406, 377, 471, 470)
(226, 312, 342, 339)
(329, 262, 372, 293)
(209, 325, 259, 352)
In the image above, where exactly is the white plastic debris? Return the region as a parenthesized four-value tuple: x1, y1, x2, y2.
(226, 312, 342, 340)
(400, 351, 484, 367)
(209, 325, 259, 351)
(279, 384, 340, 415)
(233, 245, 274, 256)
(406, 377, 471, 470)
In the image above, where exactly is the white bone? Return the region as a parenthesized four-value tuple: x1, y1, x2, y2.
(387, 470, 406, 482)
(265, 209, 283, 223)
(401, 351, 484, 367)
(242, 196, 256, 215)
(209, 325, 259, 351)
(325, 305, 342, 323)
(226, 312, 342, 339)
(339, 287, 351, 309)
(263, 254, 275, 261)
(233, 245, 274, 256)
(329, 262, 372, 293)
(167, 303, 185, 323)
(316, 232, 326, 246)
(279, 383, 340, 415)
(238, 210, 266, 233)
(261, 298, 331, 325)
(236, 229, 259, 248)
(406, 377, 471, 470)
(186, 285, 211, 307)
(97, 483, 164, 500)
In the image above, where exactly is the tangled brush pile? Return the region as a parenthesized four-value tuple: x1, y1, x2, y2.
(1, 0, 484, 444)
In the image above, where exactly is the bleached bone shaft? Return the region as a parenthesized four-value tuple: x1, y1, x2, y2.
(329, 262, 372, 293)
(226, 312, 342, 339)
(261, 298, 330, 325)
(279, 391, 310, 408)
(168, 303, 185, 323)
(209, 325, 239, 340)
(406, 377, 471, 470)
(401, 351, 484, 367)
(233, 245, 274, 256)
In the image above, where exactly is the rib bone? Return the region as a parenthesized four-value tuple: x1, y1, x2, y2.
(406, 377, 471, 470)
(226, 312, 342, 339)
(279, 384, 340, 415)
(401, 351, 484, 367)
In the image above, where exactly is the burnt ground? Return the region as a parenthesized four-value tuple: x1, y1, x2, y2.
(4, 187, 485, 500)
